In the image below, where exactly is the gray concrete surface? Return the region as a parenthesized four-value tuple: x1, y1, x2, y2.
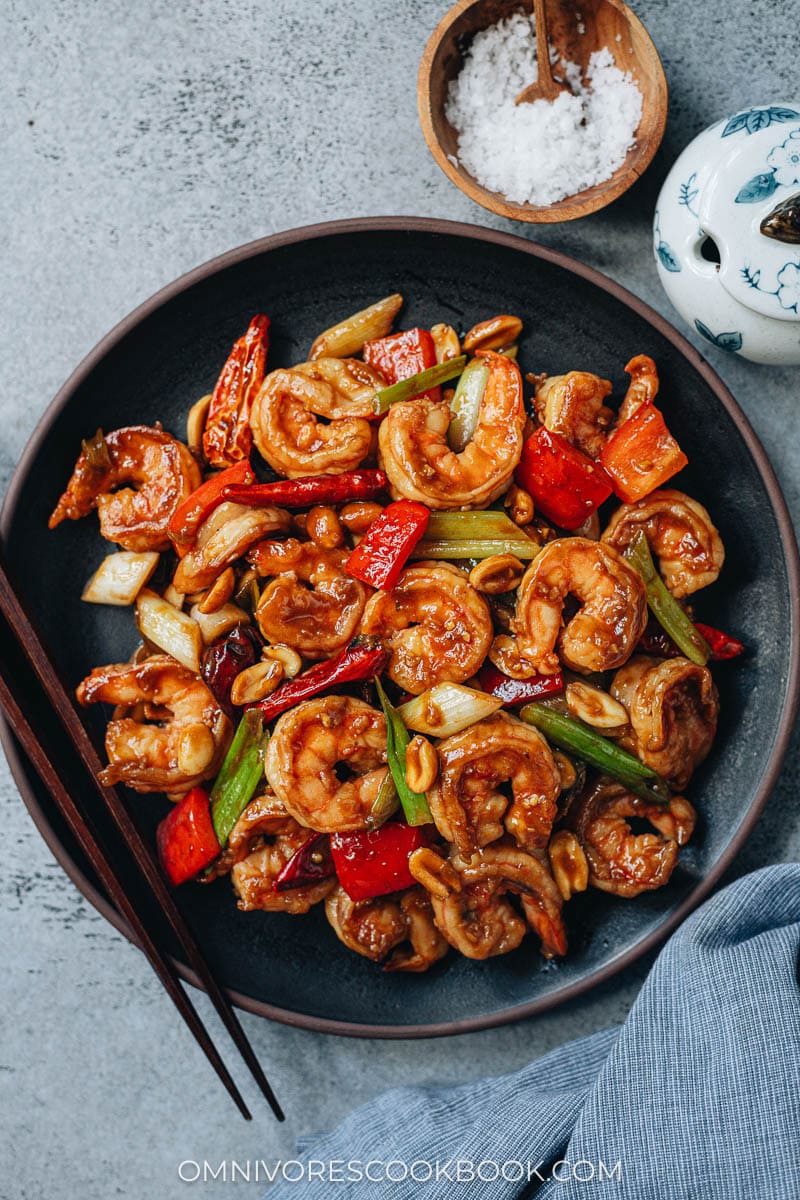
(1, 1, 798, 1196)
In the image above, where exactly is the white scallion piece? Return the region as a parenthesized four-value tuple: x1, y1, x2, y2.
(136, 589, 203, 672)
(308, 293, 404, 359)
(81, 552, 159, 606)
(189, 602, 250, 645)
(398, 683, 503, 739)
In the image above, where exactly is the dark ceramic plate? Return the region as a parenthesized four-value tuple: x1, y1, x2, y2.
(2, 218, 798, 1037)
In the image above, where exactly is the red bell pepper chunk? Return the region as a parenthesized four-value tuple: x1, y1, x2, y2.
(638, 619, 745, 662)
(273, 833, 336, 892)
(223, 469, 388, 509)
(252, 636, 389, 724)
(600, 405, 688, 503)
(346, 500, 430, 590)
(168, 458, 255, 551)
(203, 315, 270, 468)
(515, 427, 613, 530)
(330, 823, 427, 902)
(477, 663, 565, 706)
(157, 787, 220, 886)
(363, 328, 441, 403)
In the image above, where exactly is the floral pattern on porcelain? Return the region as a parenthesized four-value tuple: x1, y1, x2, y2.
(654, 101, 800, 365)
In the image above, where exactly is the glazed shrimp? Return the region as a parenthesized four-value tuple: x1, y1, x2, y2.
(567, 778, 696, 898)
(265, 696, 389, 832)
(173, 501, 290, 594)
(49, 426, 201, 552)
(76, 655, 231, 793)
(250, 537, 367, 659)
(533, 370, 613, 458)
(361, 562, 493, 694)
(428, 714, 561, 856)
(325, 885, 449, 972)
(602, 489, 725, 598)
(611, 655, 719, 790)
(409, 842, 567, 960)
(493, 537, 647, 677)
(378, 350, 525, 509)
(249, 367, 376, 477)
(292, 357, 386, 415)
(221, 794, 337, 913)
(616, 354, 659, 425)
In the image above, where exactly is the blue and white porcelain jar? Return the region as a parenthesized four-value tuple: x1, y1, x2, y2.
(654, 103, 800, 365)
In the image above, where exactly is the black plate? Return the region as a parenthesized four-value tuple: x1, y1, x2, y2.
(2, 218, 798, 1036)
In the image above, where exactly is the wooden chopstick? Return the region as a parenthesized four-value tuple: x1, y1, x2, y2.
(0, 648, 253, 1118)
(0, 558, 284, 1122)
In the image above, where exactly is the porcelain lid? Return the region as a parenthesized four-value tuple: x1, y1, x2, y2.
(700, 105, 800, 323)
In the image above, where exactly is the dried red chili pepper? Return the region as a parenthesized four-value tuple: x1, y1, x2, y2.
(252, 637, 389, 724)
(203, 315, 270, 468)
(223, 469, 388, 509)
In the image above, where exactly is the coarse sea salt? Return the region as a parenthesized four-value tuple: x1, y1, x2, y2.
(445, 10, 643, 206)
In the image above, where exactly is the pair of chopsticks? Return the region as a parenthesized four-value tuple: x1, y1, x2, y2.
(0, 556, 283, 1122)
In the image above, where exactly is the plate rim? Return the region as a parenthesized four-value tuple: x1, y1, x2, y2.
(2, 214, 799, 1038)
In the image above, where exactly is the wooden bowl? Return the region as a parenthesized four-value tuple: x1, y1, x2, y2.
(418, 0, 668, 222)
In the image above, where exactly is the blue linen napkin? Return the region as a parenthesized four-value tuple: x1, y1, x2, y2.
(266, 865, 800, 1198)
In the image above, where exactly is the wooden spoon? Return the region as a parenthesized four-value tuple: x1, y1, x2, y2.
(515, 0, 570, 105)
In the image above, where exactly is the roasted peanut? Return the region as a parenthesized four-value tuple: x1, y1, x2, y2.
(262, 643, 302, 678)
(553, 751, 577, 791)
(468, 553, 525, 594)
(408, 846, 461, 897)
(505, 483, 535, 526)
(463, 314, 523, 355)
(548, 830, 589, 901)
(234, 567, 261, 611)
(305, 505, 345, 550)
(163, 583, 185, 610)
(189, 602, 250, 644)
(197, 567, 236, 614)
(566, 681, 629, 730)
(230, 659, 284, 706)
(405, 734, 439, 794)
(430, 323, 461, 363)
(177, 723, 216, 776)
(186, 393, 212, 458)
(339, 501, 383, 535)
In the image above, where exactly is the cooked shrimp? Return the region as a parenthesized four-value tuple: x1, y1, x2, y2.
(49, 426, 201, 552)
(533, 371, 613, 457)
(173, 501, 291, 593)
(616, 354, 659, 425)
(409, 842, 567, 960)
(76, 655, 231, 793)
(361, 562, 493, 694)
(602, 489, 725, 598)
(378, 350, 525, 509)
(220, 794, 337, 913)
(567, 777, 696, 898)
(325, 885, 449, 972)
(293, 357, 386, 416)
(250, 537, 367, 659)
(250, 367, 374, 478)
(428, 713, 561, 856)
(494, 537, 647, 677)
(611, 655, 719, 790)
(264, 696, 389, 832)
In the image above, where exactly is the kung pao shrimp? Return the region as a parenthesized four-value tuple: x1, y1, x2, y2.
(51, 297, 745, 971)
